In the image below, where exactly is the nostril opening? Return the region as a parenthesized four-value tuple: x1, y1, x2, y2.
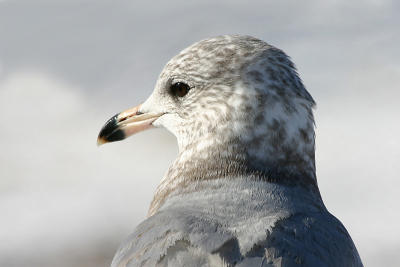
(136, 111, 144, 115)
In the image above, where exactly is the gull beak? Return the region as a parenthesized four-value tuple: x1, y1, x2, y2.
(97, 104, 163, 146)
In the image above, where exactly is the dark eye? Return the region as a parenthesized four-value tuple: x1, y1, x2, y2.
(170, 82, 190, 97)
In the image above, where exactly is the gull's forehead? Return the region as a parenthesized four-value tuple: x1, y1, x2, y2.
(160, 35, 270, 84)
(157, 35, 314, 105)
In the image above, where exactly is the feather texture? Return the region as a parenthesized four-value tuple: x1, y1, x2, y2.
(108, 35, 362, 267)
(112, 179, 361, 266)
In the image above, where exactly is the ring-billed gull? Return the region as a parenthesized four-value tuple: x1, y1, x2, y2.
(98, 35, 362, 267)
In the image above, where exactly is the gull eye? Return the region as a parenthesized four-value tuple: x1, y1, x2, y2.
(170, 82, 190, 97)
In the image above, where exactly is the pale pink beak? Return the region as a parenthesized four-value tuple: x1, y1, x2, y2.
(97, 104, 163, 146)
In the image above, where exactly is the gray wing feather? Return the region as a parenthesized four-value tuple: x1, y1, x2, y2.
(112, 210, 362, 267)
(111, 207, 237, 267)
(245, 212, 363, 267)
(111, 180, 362, 267)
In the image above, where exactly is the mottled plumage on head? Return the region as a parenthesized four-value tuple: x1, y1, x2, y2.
(139, 35, 318, 215)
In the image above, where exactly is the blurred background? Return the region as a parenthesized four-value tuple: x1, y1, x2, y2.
(0, 0, 399, 266)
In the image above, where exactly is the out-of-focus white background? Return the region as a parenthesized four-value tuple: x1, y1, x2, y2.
(0, 1, 399, 266)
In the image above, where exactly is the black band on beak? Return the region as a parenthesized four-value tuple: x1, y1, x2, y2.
(97, 113, 126, 145)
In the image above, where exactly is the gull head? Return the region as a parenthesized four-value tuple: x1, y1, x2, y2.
(98, 35, 316, 185)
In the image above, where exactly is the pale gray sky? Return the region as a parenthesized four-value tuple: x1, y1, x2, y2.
(0, 1, 399, 266)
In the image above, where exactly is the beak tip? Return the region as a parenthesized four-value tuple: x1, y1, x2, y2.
(97, 137, 107, 146)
